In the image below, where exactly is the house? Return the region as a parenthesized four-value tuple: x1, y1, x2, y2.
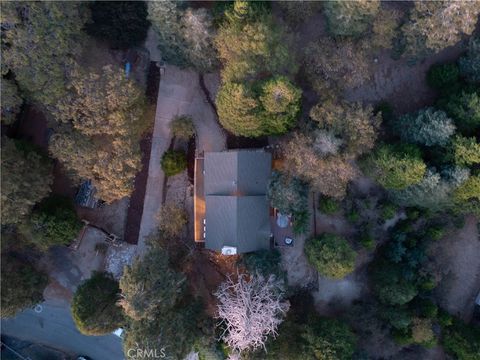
(194, 150, 272, 254)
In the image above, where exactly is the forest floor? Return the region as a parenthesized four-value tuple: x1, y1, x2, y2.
(431, 215, 480, 321)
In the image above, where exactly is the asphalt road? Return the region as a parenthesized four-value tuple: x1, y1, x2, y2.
(1, 301, 124, 360)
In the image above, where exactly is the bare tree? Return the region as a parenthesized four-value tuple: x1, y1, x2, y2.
(214, 273, 289, 355)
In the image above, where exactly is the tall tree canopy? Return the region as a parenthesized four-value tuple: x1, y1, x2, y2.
(19, 195, 83, 251)
(362, 143, 426, 190)
(71, 272, 124, 335)
(215, 1, 301, 137)
(459, 37, 480, 84)
(85, 1, 149, 49)
(119, 248, 186, 321)
(396, 108, 456, 147)
(304, 37, 372, 94)
(1, 138, 53, 225)
(323, 0, 380, 37)
(284, 133, 357, 199)
(439, 90, 480, 136)
(1, 1, 88, 106)
(389, 168, 469, 212)
(402, 1, 480, 57)
(305, 234, 356, 279)
(148, 1, 218, 72)
(267, 171, 310, 233)
(310, 99, 381, 157)
(1, 252, 48, 318)
(49, 65, 146, 202)
(0, 78, 22, 125)
(216, 76, 301, 137)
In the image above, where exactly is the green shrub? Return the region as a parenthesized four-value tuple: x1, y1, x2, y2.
(415, 299, 438, 319)
(360, 231, 375, 250)
(293, 210, 310, 235)
(318, 195, 340, 214)
(375, 101, 395, 125)
(426, 63, 460, 90)
(426, 226, 445, 241)
(347, 210, 360, 223)
(305, 234, 356, 279)
(381, 203, 397, 221)
(406, 207, 421, 220)
(161, 150, 187, 176)
(437, 309, 453, 327)
(170, 115, 195, 141)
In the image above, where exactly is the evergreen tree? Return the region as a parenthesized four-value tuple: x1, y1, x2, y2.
(323, 0, 380, 37)
(362, 143, 426, 190)
(0, 78, 22, 125)
(19, 195, 83, 251)
(71, 272, 125, 335)
(1, 138, 53, 225)
(148, 2, 218, 72)
(1, 2, 88, 106)
(85, 1, 149, 49)
(1, 252, 48, 318)
(396, 108, 455, 147)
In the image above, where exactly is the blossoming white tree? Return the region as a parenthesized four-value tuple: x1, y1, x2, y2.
(214, 273, 289, 356)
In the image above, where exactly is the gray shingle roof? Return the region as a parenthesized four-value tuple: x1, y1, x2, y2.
(204, 150, 272, 253)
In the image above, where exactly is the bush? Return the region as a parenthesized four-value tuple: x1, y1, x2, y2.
(318, 195, 340, 215)
(426, 63, 460, 90)
(305, 234, 356, 279)
(426, 226, 445, 241)
(292, 210, 310, 235)
(170, 115, 195, 141)
(85, 1, 150, 49)
(381, 203, 397, 221)
(71, 272, 124, 335)
(347, 210, 360, 223)
(360, 230, 375, 250)
(437, 309, 453, 327)
(161, 150, 187, 176)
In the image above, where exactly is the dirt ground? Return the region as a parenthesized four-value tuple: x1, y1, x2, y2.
(343, 42, 466, 114)
(76, 198, 129, 238)
(431, 215, 480, 321)
(41, 227, 107, 305)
